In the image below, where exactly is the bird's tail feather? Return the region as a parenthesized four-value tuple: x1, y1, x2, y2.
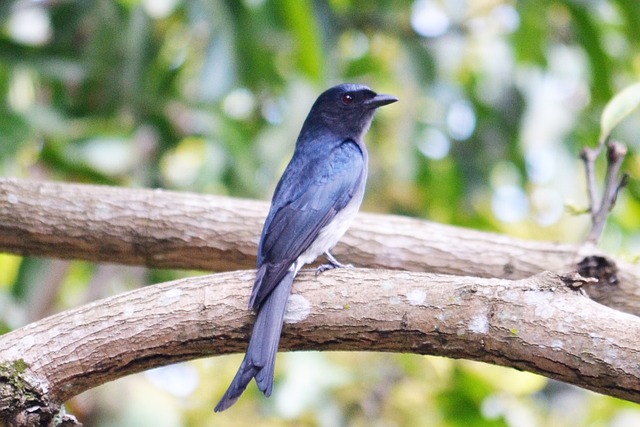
(214, 270, 295, 412)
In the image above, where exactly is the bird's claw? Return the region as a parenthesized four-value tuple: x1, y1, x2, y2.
(315, 261, 354, 276)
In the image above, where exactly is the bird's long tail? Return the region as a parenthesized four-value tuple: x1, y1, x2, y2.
(214, 270, 295, 412)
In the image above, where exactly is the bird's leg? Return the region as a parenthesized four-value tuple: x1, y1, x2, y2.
(315, 251, 354, 276)
(324, 251, 353, 268)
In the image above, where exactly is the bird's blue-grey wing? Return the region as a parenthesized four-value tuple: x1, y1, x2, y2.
(249, 139, 365, 309)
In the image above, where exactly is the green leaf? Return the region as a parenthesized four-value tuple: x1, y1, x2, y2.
(600, 81, 640, 142)
(566, 2, 613, 104)
(276, 0, 324, 82)
(0, 110, 30, 159)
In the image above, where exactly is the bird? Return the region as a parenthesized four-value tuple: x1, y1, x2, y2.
(214, 83, 398, 412)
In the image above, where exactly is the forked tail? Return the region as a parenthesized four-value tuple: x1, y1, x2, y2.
(214, 270, 295, 412)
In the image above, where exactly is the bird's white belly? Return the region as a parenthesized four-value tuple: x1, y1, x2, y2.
(292, 193, 363, 273)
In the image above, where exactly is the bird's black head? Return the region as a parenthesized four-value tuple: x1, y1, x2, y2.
(301, 83, 398, 141)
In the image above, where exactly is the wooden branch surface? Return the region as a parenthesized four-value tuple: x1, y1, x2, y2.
(1, 178, 639, 314)
(2, 269, 640, 419)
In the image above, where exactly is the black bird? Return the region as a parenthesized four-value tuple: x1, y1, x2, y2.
(214, 83, 397, 412)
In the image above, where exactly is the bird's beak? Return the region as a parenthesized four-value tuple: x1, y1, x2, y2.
(366, 93, 399, 108)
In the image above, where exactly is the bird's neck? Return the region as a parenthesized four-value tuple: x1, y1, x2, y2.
(297, 114, 369, 147)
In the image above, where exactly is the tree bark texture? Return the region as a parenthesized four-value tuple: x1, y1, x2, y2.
(2, 269, 640, 426)
(1, 178, 639, 315)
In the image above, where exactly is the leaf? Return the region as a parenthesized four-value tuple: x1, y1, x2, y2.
(277, 0, 324, 82)
(600, 81, 640, 142)
(567, 3, 613, 103)
(0, 110, 30, 159)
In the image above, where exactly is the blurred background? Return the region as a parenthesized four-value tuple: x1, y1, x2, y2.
(1, 0, 640, 425)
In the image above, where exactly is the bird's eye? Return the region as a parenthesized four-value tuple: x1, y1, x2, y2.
(342, 94, 354, 105)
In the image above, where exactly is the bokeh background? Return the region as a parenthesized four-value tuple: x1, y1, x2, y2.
(1, 0, 640, 426)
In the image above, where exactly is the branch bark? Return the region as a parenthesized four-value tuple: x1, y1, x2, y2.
(2, 269, 640, 426)
(1, 178, 639, 314)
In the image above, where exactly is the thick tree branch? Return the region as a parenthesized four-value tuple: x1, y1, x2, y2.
(2, 269, 640, 425)
(1, 177, 639, 314)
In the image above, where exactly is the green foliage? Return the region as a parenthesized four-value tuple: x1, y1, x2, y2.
(1, 0, 639, 425)
(600, 82, 640, 143)
(436, 366, 508, 427)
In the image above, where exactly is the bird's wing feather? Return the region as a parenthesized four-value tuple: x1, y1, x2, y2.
(249, 138, 365, 309)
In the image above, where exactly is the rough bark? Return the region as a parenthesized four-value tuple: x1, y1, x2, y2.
(2, 269, 640, 427)
(1, 178, 639, 315)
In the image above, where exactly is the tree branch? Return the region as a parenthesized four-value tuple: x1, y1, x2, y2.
(1, 177, 639, 315)
(2, 269, 640, 425)
(2, 177, 640, 425)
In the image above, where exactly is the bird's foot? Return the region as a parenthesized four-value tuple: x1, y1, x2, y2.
(315, 251, 353, 276)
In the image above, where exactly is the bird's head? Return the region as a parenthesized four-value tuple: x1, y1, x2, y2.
(303, 83, 398, 141)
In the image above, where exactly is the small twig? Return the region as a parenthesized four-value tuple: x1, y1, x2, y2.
(559, 271, 598, 290)
(582, 139, 628, 244)
(580, 146, 601, 219)
(602, 141, 628, 211)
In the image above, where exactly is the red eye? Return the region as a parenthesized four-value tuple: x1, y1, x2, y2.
(342, 94, 354, 105)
